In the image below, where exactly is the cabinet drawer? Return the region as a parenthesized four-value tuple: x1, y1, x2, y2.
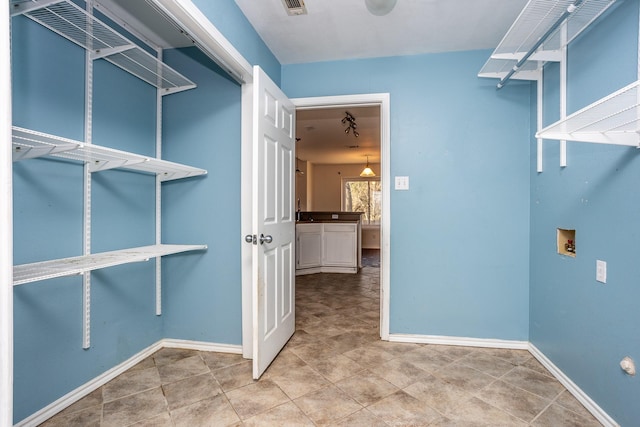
(323, 223, 356, 233)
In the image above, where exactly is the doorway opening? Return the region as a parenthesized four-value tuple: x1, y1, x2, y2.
(292, 94, 391, 341)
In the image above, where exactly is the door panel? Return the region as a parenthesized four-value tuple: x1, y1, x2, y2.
(252, 66, 295, 379)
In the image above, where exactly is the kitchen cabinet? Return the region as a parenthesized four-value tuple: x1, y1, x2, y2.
(296, 222, 358, 275)
(296, 223, 322, 269)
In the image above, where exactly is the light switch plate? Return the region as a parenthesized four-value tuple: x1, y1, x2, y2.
(395, 176, 409, 190)
(596, 260, 607, 283)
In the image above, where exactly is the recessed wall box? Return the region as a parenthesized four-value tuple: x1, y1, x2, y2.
(557, 228, 576, 257)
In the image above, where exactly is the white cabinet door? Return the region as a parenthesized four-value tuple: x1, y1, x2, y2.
(323, 224, 357, 267)
(296, 224, 322, 269)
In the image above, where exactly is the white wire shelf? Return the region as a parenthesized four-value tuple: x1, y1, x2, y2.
(536, 80, 640, 146)
(13, 244, 207, 286)
(12, 126, 207, 181)
(11, 0, 196, 95)
(479, 0, 618, 81)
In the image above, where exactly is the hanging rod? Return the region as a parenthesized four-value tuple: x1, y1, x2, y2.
(497, 0, 584, 89)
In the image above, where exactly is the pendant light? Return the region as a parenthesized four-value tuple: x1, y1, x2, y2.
(365, 0, 397, 16)
(360, 156, 376, 177)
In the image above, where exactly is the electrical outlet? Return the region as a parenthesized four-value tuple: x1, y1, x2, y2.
(596, 260, 607, 284)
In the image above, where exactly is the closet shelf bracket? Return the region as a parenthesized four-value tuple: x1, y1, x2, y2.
(11, 0, 196, 95)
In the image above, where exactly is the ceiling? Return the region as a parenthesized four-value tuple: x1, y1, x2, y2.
(233, 0, 528, 65)
(296, 106, 380, 165)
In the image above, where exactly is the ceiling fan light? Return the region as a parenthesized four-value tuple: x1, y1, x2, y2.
(365, 0, 397, 16)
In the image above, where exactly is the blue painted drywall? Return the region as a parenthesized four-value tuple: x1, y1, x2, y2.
(161, 47, 243, 344)
(11, 15, 162, 423)
(530, 0, 640, 425)
(283, 51, 532, 340)
(191, 0, 281, 85)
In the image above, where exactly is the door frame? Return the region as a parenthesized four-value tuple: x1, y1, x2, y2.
(241, 93, 391, 355)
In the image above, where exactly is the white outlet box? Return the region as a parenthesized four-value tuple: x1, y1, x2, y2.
(596, 260, 607, 284)
(395, 176, 409, 190)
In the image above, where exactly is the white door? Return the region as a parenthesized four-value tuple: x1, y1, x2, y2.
(251, 66, 296, 379)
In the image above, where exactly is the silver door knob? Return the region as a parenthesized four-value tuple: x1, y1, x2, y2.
(260, 234, 273, 244)
(244, 234, 256, 244)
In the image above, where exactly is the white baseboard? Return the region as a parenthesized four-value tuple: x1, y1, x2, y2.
(389, 333, 529, 350)
(528, 343, 619, 427)
(15, 339, 243, 427)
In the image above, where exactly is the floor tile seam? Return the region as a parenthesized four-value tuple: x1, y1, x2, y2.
(497, 367, 565, 401)
(546, 389, 600, 423)
(479, 375, 557, 409)
(330, 371, 396, 408)
(163, 383, 226, 413)
(101, 383, 165, 405)
(472, 383, 549, 425)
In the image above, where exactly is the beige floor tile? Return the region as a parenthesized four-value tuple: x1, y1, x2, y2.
(102, 366, 161, 402)
(304, 353, 366, 383)
(404, 375, 473, 415)
(269, 364, 330, 399)
(226, 379, 290, 420)
(129, 357, 156, 372)
(294, 385, 363, 425)
(367, 390, 441, 426)
(163, 372, 222, 410)
(522, 356, 554, 377)
(501, 366, 565, 400)
(445, 396, 528, 426)
(153, 347, 200, 366)
(432, 364, 495, 393)
(475, 379, 551, 422)
(372, 357, 432, 388)
(170, 394, 241, 427)
(428, 345, 475, 360)
(212, 359, 255, 392)
(555, 389, 598, 420)
(342, 343, 396, 368)
(475, 347, 532, 366)
(39, 405, 102, 427)
(335, 370, 399, 406)
(52, 388, 103, 418)
(199, 351, 246, 371)
(398, 345, 455, 373)
(157, 354, 210, 385)
(129, 412, 173, 426)
(532, 402, 603, 427)
(102, 387, 168, 427)
(328, 408, 389, 426)
(458, 352, 516, 378)
(264, 350, 307, 377)
(243, 401, 315, 426)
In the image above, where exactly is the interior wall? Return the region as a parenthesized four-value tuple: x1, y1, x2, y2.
(11, 16, 162, 423)
(161, 47, 243, 344)
(309, 163, 381, 211)
(530, 1, 640, 425)
(284, 50, 531, 341)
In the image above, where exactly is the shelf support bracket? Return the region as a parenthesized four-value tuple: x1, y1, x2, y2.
(90, 45, 136, 60)
(497, 0, 584, 89)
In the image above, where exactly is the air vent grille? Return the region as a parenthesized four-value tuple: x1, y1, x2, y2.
(281, 0, 307, 15)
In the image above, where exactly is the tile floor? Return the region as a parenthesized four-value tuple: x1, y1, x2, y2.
(40, 257, 602, 426)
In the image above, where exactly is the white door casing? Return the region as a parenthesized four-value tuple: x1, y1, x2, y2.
(250, 66, 296, 379)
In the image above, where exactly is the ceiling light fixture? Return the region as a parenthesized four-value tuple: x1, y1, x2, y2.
(342, 111, 359, 137)
(360, 155, 376, 177)
(365, 0, 397, 16)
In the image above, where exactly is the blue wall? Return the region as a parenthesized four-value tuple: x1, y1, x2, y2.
(191, 0, 281, 86)
(11, 16, 162, 423)
(530, 1, 640, 425)
(161, 47, 243, 344)
(283, 51, 532, 341)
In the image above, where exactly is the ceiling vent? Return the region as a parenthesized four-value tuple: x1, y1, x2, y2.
(281, 0, 307, 16)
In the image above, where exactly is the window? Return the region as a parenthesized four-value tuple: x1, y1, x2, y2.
(342, 177, 381, 225)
